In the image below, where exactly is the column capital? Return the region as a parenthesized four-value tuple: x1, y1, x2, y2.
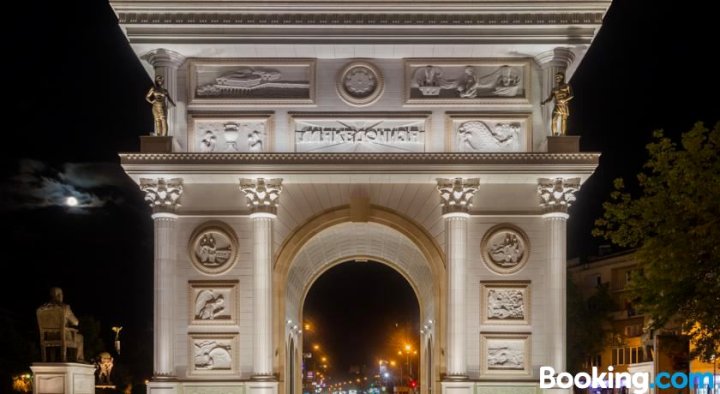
(436, 178, 479, 216)
(537, 177, 580, 213)
(141, 48, 185, 69)
(534, 47, 576, 69)
(240, 178, 283, 216)
(140, 177, 184, 213)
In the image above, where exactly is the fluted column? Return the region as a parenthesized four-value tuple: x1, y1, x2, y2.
(535, 48, 575, 136)
(240, 178, 283, 380)
(140, 178, 184, 378)
(142, 49, 185, 137)
(436, 178, 479, 379)
(538, 177, 579, 375)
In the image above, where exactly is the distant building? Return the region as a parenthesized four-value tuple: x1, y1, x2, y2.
(568, 251, 719, 394)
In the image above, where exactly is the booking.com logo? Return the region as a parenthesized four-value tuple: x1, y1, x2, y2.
(540, 366, 716, 394)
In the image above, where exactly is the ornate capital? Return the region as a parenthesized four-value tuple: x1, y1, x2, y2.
(537, 177, 580, 213)
(534, 47, 576, 69)
(239, 178, 283, 216)
(140, 178, 184, 213)
(436, 178, 479, 215)
(141, 48, 185, 69)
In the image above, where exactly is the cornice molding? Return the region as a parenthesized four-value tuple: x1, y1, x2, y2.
(120, 152, 600, 165)
(117, 12, 604, 26)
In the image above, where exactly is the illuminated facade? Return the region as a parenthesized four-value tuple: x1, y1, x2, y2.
(111, 1, 612, 393)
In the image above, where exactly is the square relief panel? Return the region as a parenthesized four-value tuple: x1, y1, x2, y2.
(404, 58, 531, 106)
(446, 113, 532, 152)
(189, 280, 239, 325)
(189, 58, 316, 106)
(188, 334, 238, 376)
(480, 281, 530, 325)
(480, 333, 531, 377)
(188, 113, 272, 153)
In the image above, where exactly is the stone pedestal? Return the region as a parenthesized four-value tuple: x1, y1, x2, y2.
(441, 380, 474, 394)
(547, 136, 580, 153)
(247, 380, 278, 394)
(146, 380, 180, 394)
(140, 136, 174, 153)
(31, 363, 95, 394)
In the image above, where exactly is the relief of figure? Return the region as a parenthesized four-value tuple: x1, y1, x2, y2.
(195, 290, 226, 320)
(200, 130, 217, 152)
(488, 346, 524, 369)
(457, 66, 479, 98)
(458, 121, 519, 152)
(248, 129, 264, 152)
(489, 233, 525, 266)
(487, 289, 524, 319)
(541, 71, 573, 136)
(196, 233, 233, 266)
(145, 75, 176, 136)
(194, 340, 232, 370)
(196, 67, 310, 98)
(457, 65, 521, 98)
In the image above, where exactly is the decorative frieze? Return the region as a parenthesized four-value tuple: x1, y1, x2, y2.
(189, 59, 315, 106)
(189, 114, 272, 153)
(139, 178, 183, 213)
(239, 178, 283, 216)
(405, 59, 530, 105)
(189, 280, 238, 324)
(436, 178, 479, 215)
(538, 177, 580, 213)
(447, 113, 532, 152)
(118, 13, 605, 26)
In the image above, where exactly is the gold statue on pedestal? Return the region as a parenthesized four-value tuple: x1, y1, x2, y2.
(145, 75, 176, 136)
(541, 72, 573, 136)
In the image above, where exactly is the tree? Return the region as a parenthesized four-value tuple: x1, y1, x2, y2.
(567, 279, 615, 373)
(594, 121, 720, 360)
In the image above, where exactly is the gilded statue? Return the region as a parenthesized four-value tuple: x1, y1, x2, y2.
(145, 75, 176, 136)
(541, 72, 573, 136)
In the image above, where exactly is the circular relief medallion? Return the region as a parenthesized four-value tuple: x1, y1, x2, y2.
(188, 221, 239, 275)
(336, 61, 384, 106)
(481, 224, 530, 274)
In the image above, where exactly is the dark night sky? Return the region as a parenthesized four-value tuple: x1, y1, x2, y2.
(0, 0, 718, 386)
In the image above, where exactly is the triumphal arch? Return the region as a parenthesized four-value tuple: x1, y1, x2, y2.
(112, 1, 610, 393)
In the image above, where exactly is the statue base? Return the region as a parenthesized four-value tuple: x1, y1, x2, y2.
(30, 363, 95, 394)
(547, 135, 580, 153)
(140, 135, 174, 153)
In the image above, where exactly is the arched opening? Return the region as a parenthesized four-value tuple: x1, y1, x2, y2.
(274, 208, 445, 394)
(301, 260, 420, 393)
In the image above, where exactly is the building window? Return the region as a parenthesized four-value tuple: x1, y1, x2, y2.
(612, 346, 646, 365)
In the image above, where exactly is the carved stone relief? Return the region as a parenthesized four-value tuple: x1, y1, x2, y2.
(481, 334, 531, 376)
(189, 115, 271, 153)
(188, 222, 239, 275)
(336, 61, 384, 106)
(481, 282, 530, 325)
(189, 59, 315, 105)
(189, 335, 236, 374)
(447, 113, 531, 152)
(189, 280, 238, 324)
(406, 60, 530, 105)
(481, 224, 530, 274)
(488, 289, 524, 319)
(292, 114, 428, 153)
(487, 340, 524, 369)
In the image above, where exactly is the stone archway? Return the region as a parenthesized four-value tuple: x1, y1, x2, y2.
(273, 206, 446, 394)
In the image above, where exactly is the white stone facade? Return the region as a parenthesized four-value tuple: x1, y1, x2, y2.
(112, 1, 611, 393)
